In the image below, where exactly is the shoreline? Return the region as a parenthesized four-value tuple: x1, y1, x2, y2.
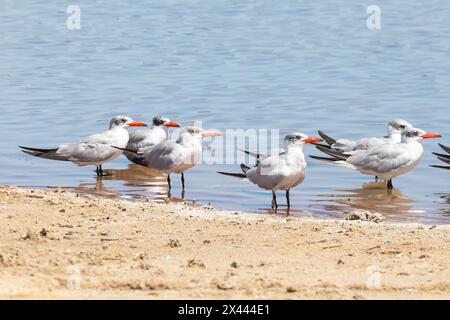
(0, 186, 449, 299)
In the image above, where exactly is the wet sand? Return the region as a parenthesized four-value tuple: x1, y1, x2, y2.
(0, 186, 449, 299)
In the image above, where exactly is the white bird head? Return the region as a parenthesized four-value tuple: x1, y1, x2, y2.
(152, 116, 180, 128)
(109, 115, 147, 129)
(184, 126, 223, 139)
(284, 132, 322, 147)
(388, 119, 413, 135)
(403, 127, 441, 143)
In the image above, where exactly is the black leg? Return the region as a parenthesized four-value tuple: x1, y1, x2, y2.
(167, 174, 172, 198)
(167, 174, 171, 190)
(387, 179, 394, 190)
(271, 191, 278, 210)
(181, 173, 185, 189)
(95, 165, 111, 177)
(286, 189, 291, 209)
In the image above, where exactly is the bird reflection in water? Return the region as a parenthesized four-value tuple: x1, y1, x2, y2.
(259, 206, 307, 217)
(313, 181, 420, 221)
(70, 177, 121, 198)
(259, 199, 311, 217)
(435, 193, 450, 217)
(59, 164, 190, 202)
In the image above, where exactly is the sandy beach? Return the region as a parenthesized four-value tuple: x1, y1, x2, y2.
(0, 185, 449, 299)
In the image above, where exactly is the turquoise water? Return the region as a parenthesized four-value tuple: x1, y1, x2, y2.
(0, 0, 449, 223)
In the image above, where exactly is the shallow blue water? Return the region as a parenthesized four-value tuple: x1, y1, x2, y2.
(0, 0, 449, 223)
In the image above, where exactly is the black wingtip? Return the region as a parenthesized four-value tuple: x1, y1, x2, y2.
(430, 165, 450, 170)
(438, 143, 450, 154)
(315, 145, 349, 160)
(437, 156, 450, 165)
(240, 163, 251, 174)
(217, 171, 247, 178)
(311, 142, 331, 149)
(111, 145, 140, 155)
(18, 146, 58, 152)
(318, 130, 337, 146)
(432, 152, 450, 159)
(309, 155, 341, 163)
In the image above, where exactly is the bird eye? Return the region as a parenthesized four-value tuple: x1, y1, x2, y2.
(400, 125, 406, 129)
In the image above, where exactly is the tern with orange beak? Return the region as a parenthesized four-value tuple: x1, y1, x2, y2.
(218, 133, 322, 210)
(316, 119, 414, 181)
(317, 119, 414, 153)
(19, 115, 147, 176)
(116, 126, 223, 193)
(311, 127, 442, 189)
(125, 116, 180, 162)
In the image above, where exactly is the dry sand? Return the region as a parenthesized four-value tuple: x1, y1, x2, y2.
(0, 186, 449, 299)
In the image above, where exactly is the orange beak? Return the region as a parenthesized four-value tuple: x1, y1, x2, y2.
(421, 132, 442, 139)
(128, 120, 147, 127)
(164, 121, 180, 128)
(201, 131, 223, 137)
(303, 136, 323, 143)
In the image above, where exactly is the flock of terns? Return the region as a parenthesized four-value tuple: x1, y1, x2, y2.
(19, 116, 448, 210)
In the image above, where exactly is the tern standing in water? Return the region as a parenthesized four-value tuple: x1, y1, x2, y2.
(218, 133, 322, 210)
(117, 126, 223, 195)
(317, 119, 414, 181)
(311, 127, 441, 189)
(318, 119, 414, 153)
(19, 115, 147, 176)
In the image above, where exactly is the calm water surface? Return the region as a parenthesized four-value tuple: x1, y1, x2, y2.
(0, 0, 449, 223)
